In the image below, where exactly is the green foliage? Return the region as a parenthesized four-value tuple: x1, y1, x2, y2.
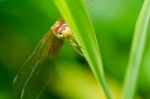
(1, 0, 150, 99)
(122, 0, 150, 99)
(54, 0, 112, 98)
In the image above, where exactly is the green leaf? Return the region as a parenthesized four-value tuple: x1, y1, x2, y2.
(54, 0, 112, 98)
(122, 0, 150, 99)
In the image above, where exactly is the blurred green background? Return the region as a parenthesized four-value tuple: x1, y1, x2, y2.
(0, 0, 150, 99)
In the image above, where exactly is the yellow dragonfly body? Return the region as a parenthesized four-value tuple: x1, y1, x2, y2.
(13, 19, 82, 99)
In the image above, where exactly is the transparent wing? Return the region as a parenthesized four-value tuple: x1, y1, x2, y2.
(12, 29, 63, 99)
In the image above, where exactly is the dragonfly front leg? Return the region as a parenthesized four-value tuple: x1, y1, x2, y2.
(67, 35, 83, 56)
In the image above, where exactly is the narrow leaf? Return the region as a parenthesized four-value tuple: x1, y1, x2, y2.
(122, 0, 150, 99)
(54, 0, 112, 98)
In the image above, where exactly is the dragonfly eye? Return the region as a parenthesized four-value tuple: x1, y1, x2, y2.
(54, 31, 64, 38)
(58, 32, 64, 37)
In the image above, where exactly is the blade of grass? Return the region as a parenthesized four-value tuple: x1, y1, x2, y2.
(54, 0, 112, 98)
(122, 0, 150, 99)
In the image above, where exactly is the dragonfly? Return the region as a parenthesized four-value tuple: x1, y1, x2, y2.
(12, 18, 83, 99)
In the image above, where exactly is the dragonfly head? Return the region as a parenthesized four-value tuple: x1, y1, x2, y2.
(52, 19, 71, 39)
